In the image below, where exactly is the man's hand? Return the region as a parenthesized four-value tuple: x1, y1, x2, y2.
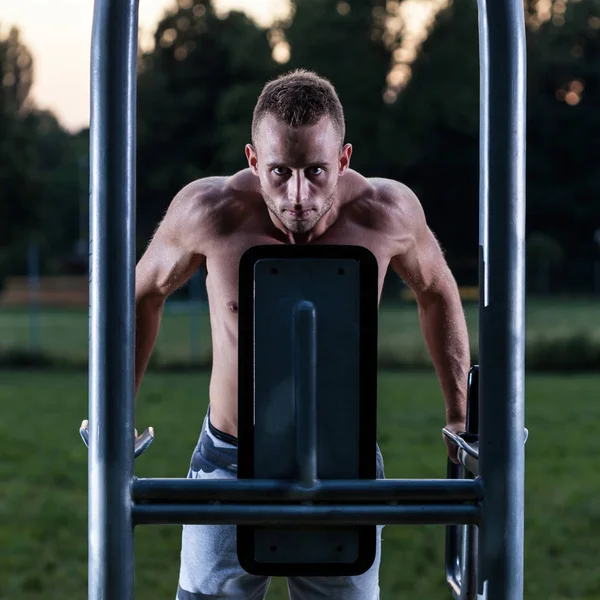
(443, 421, 466, 464)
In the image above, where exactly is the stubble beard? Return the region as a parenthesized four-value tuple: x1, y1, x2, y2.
(261, 185, 338, 235)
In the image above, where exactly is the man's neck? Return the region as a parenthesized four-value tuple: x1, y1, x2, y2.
(277, 201, 342, 244)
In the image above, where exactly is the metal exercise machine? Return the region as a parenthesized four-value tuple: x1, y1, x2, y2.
(80, 0, 527, 598)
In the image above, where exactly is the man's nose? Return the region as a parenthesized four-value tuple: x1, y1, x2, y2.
(288, 171, 310, 205)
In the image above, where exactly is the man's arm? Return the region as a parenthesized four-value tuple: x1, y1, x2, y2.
(384, 183, 471, 462)
(134, 179, 219, 398)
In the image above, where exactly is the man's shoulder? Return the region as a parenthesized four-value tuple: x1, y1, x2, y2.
(345, 173, 422, 224)
(174, 169, 259, 214)
(367, 176, 426, 225)
(365, 176, 419, 206)
(164, 170, 263, 244)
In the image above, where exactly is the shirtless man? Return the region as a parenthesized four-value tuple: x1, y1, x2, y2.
(134, 69, 470, 599)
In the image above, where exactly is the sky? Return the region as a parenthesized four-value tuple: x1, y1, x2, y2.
(0, 0, 443, 132)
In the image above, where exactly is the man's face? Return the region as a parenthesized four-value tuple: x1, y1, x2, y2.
(246, 114, 352, 234)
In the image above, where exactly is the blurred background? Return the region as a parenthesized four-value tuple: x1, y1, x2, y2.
(0, 1, 599, 599)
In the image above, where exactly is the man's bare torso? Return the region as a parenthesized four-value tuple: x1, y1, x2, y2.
(202, 169, 406, 437)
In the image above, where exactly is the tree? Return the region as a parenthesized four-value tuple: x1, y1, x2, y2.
(394, 0, 600, 265)
(31, 112, 88, 274)
(526, 0, 600, 260)
(526, 231, 565, 294)
(0, 25, 88, 279)
(387, 0, 480, 263)
(0, 26, 42, 277)
(0, 25, 34, 114)
(136, 0, 278, 242)
(281, 0, 399, 177)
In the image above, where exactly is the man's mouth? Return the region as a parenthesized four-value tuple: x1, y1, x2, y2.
(286, 209, 314, 218)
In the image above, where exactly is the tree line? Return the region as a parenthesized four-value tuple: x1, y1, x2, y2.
(1, 0, 599, 291)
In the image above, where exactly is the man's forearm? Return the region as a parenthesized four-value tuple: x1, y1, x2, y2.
(135, 295, 164, 398)
(418, 289, 470, 426)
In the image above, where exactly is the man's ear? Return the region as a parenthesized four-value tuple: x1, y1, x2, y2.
(245, 144, 259, 175)
(339, 143, 352, 175)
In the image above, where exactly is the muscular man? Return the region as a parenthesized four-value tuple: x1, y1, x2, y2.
(135, 69, 470, 599)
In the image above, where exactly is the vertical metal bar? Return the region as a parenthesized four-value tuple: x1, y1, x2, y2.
(476, 1, 526, 600)
(445, 368, 480, 598)
(461, 365, 479, 600)
(460, 523, 478, 600)
(88, 0, 139, 599)
(294, 300, 318, 486)
(466, 366, 479, 435)
(27, 241, 40, 352)
(477, 3, 490, 313)
(445, 459, 462, 599)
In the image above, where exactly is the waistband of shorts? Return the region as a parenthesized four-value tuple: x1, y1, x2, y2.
(193, 410, 238, 471)
(205, 405, 238, 446)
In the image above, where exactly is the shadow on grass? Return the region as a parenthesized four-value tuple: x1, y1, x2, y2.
(1, 330, 600, 373)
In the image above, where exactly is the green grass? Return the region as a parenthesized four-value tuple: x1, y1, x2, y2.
(0, 305, 212, 364)
(1, 297, 599, 368)
(2, 370, 600, 599)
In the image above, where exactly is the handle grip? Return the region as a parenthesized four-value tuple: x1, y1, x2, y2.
(79, 419, 155, 458)
(443, 427, 528, 478)
(443, 428, 480, 477)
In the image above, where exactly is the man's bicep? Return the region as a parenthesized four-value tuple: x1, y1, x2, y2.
(390, 222, 452, 299)
(136, 185, 210, 300)
(136, 231, 204, 300)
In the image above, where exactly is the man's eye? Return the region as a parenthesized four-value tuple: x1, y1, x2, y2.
(308, 167, 324, 176)
(273, 167, 289, 176)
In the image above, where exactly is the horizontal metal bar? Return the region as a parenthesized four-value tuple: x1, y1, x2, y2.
(132, 478, 482, 504)
(132, 503, 480, 526)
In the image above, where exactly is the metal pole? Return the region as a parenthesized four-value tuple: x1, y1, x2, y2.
(460, 523, 478, 600)
(476, 1, 526, 600)
(445, 365, 480, 599)
(88, 0, 138, 598)
(132, 477, 481, 503)
(294, 301, 318, 485)
(133, 503, 481, 527)
(27, 241, 40, 352)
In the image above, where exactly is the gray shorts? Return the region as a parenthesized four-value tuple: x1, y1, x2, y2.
(176, 413, 385, 599)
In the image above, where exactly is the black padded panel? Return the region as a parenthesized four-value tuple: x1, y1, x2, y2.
(237, 245, 378, 577)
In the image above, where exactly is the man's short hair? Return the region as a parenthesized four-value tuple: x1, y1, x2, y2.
(252, 69, 345, 147)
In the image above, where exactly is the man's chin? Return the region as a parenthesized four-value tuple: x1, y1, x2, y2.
(284, 220, 316, 234)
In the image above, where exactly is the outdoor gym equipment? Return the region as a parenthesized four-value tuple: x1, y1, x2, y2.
(82, 0, 527, 598)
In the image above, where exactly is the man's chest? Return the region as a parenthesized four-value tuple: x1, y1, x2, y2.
(204, 221, 394, 312)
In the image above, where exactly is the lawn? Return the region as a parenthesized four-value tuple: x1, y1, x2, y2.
(1, 297, 599, 367)
(1, 370, 600, 599)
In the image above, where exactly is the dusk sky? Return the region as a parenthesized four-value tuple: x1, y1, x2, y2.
(0, 0, 443, 131)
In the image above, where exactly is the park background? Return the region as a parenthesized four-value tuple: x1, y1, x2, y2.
(1, 0, 599, 598)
